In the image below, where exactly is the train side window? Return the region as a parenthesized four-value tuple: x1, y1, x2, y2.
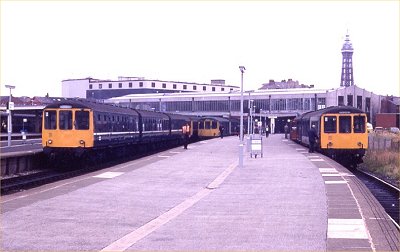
(75, 111, 89, 130)
(324, 116, 336, 133)
(353, 116, 365, 133)
(59, 111, 72, 130)
(199, 121, 204, 129)
(44, 110, 57, 129)
(339, 116, 351, 133)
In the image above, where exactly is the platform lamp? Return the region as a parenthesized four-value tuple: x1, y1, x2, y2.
(5, 85, 15, 147)
(239, 66, 245, 169)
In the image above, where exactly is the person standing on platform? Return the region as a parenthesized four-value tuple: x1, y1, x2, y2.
(308, 124, 319, 153)
(219, 125, 224, 139)
(284, 124, 289, 139)
(182, 123, 190, 149)
(265, 125, 270, 138)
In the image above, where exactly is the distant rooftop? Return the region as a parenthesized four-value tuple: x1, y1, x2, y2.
(258, 79, 313, 90)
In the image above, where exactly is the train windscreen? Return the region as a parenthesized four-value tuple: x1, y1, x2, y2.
(59, 111, 73, 130)
(353, 115, 366, 133)
(324, 116, 337, 133)
(44, 110, 57, 130)
(339, 116, 351, 133)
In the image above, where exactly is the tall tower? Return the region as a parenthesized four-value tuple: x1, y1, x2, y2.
(340, 33, 354, 87)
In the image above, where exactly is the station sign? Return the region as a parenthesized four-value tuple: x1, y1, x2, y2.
(7, 102, 14, 110)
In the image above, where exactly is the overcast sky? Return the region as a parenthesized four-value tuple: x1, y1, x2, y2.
(1, 1, 399, 97)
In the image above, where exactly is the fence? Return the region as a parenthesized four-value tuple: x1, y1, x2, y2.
(368, 135, 400, 151)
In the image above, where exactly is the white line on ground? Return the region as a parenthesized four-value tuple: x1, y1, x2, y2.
(325, 181, 347, 184)
(100, 161, 238, 251)
(321, 173, 341, 177)
(327, 219, 369, 239)
(93, 172, 124, 179)
(319, 168, 337, 173)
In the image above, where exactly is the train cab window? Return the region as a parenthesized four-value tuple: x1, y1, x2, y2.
(205, 121, 211, 129)
(353, 115, 366, 133)
(212, 121, 217, 129)
(339, 116, 351, 133)
(59, 111, 73, 130)
(75, 111, 89, 130)
(323, 116, 337, 133)
(44, 110, 57, 129)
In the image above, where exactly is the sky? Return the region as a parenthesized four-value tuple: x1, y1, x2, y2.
(1, 1, 399, 98)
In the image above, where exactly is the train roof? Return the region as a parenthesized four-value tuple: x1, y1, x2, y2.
(200, 116, 230, 122)
(299, 106, 365, 119)
(44, 99, 139, 115)
(135, 109, 169, 119)
(165, 113, 197, 122)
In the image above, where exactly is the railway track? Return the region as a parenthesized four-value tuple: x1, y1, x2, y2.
(354, 168, 400, 228)
(1, 167, 99, 195)
(0, 141, 187, 195)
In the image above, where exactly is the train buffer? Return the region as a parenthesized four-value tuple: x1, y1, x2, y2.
(250, 134, 263, 158)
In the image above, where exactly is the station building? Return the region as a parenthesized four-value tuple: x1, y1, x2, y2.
(106, 84, 384, 134)
(62, 76, 240, 99)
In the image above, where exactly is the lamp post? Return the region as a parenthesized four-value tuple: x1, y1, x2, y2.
(5, 85, 15, 147)
(239, 66, 245, 168)
(248, 99, 254, 135)
(252, 105, 256, 134)
(247, 93, 251, 135)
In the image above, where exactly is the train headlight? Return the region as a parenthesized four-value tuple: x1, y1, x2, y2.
(328, 142, 333, 147)
(80, 140, 85, 145)
(357, 142, 363, 147)
(48, 139, 52, 144)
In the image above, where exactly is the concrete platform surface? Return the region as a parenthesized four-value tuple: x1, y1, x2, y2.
(1, 134, 399, 251)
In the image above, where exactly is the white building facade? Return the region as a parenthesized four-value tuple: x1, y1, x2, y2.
(62, 77, 240, 99)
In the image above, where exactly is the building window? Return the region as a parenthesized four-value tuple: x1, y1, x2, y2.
(203, 86, 207, 91)
(119, 83, 122, 88)
(183, 85, 187, 90)
(365, 97, 371, 112)
(221, 88, 224, 91)
(99, 84, 102, 89)
(173, 84, 177, 89)
(212, 87, 216, 92)
(152, 82, 156, 88)
(357, 96, 362, 109)
(193, 86, 197, 90)
(317, 98, 326, 110)
(139, 82, 143, 87)
(129, 82, 132, 88)
(162, 83, 166, 88)
(347, 95, 353, 106)
(109, 83, 112, 89)
(338, 96, 344, 106)
(89, 84, 93, 89)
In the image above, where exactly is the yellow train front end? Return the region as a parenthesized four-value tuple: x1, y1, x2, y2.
(42, 106, 94, 158)
(319, 112, 368, 163)
(197, 119, 220, 138)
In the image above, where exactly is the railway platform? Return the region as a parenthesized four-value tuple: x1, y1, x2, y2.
(1, 134, 399, 251)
